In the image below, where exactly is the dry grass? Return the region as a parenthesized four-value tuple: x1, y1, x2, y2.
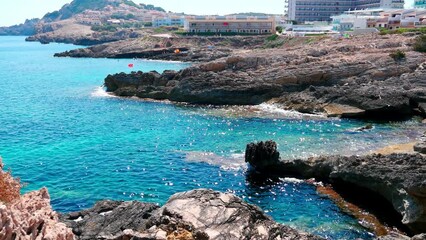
(0, 157, 21, 204)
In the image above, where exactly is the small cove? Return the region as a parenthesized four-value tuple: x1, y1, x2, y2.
(0, 36, 424, 239)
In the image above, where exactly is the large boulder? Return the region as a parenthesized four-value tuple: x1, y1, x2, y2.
(245, 140, 280, 170)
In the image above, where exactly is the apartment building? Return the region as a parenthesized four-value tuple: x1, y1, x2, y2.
(415, 0, 426, 8)
(153, 16, 185, 27)
(288, 0, 405, 22)
(184, 16, 275, 34)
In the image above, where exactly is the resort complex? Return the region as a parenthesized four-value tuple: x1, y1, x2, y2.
(184, 15, 276, 34)
(287, 0, 404, 22)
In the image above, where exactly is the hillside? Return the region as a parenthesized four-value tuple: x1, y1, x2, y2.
(0, 0, 166, 39)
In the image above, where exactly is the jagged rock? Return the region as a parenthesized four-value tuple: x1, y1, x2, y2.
(102, 34, 426, 119)
(414, 142, 426, 154)
(0, 188, 74, 240)
(245, 140, 280, 170)
(245, 141, 426, 234)
(61, 189, 322, 240)
(60, 200, 158, 239)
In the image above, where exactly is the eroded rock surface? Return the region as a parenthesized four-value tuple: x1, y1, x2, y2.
(103, 34, 426, 119)
(60, 189, 322, 240)
(245, 141, 426, 234)
(0, 188, 74, 240)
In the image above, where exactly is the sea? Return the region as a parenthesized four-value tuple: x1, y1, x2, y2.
(0, 36, 424, 239)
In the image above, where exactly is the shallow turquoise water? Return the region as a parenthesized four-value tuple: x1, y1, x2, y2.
(0, 36, 424, 239)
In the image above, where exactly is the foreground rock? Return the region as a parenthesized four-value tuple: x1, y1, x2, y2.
(103, 34, 426, 119)
(0, 158, 74, 240)
(245, 141, 426, 235)
(60, 189, 321, 240)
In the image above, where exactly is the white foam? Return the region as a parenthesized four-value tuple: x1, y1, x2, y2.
(279, 177, 304, 183)
(257, 103, 326, 119)
(91, 87, 116, 98)
(185, 151, 246, 171)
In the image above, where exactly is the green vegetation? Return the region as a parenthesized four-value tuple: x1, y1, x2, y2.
(91, 24, 119, 32)
(111, 13, 136, 20)
(389, 50, 406, 61)
(266, 34, 279, 41)
(42, 0, 142, 21)
(276, 26, 283, 34)
(91, 22, 145, 32)
(123, 0, 140, 8)
(379, 27, 426, 35)
(264, 34, 284, 48)
(140, 3, 166, 12)
(414, 34, 426, 52)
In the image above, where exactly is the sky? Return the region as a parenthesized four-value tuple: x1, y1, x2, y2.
(0, 0, 284, 27)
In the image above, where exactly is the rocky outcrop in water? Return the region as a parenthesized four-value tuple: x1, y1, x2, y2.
(245, 141, 426, 235)
(103, 34, 426, 119)
(60, 189, 322, 240)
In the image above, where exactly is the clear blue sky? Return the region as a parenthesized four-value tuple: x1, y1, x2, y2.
(0, 0, 285, 27)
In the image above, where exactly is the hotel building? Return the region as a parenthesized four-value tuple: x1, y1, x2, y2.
(287, 0, 405, 22)
(184, 16, 276, 34)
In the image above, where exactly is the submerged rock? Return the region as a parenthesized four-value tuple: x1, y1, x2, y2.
(61, 189, 322, 240)
(245, 141, 426, 235)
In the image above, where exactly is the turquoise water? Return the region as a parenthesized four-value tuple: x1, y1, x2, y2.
(0, 36, 424, 239)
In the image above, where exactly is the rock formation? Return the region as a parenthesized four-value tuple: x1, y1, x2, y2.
(102, 34, 426, 120)
(245, 141, 426, 235)
(60, 189, 322, 240)
(54, 35, 266, 61)
(0, 158, 74, 240)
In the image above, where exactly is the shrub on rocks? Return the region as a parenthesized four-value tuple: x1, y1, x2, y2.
(413, 34, 426, 53)
(0, 158, 21, 204)
(389, 50, 406, 61)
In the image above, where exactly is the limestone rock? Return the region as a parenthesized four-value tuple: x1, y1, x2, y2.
(0, 188, 74, 240)
(60, 200, 159, 239)
(101, 34, 426, 119)
(245, 141, 426, 234)
(61, 189, 322, 240)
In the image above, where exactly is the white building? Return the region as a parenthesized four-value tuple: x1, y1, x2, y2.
(153, 16, 185, 27)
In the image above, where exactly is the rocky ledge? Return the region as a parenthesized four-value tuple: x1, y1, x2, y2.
(60, 189, 321, 240)
(0, 158, 74, 239)
(245, 140, 426, 235)
(54, 35, 266, 62)
(103, 34, 426, 120)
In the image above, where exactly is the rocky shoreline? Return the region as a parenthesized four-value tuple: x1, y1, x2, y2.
(102, 34, 426, 120)
(60, 189, 322, 240)
(54, 35, 267, 62)
(245, 140, 426, 235)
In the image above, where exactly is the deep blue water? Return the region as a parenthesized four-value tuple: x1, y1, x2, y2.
(0, 36, 424, 239)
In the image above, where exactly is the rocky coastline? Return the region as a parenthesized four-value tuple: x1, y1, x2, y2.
(54, 35, 267, 62)
(102, 34, 426, 120)
(245, 140, 426, 236)
(60, 189, 322, 240)
(0, 158, 321, 240)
